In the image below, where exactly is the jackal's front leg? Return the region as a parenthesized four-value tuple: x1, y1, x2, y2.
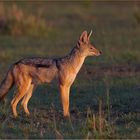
(59, 85, 70, 117)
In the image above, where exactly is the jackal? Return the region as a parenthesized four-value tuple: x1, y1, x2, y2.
(0, 30, 101, 117)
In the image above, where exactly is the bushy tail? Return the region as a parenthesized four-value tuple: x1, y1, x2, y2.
(0, 67, 14, 101)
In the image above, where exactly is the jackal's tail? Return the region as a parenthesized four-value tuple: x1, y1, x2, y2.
(0, 66, 14, 101)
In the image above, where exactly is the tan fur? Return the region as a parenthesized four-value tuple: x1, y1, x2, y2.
(0, 30, 101, 117)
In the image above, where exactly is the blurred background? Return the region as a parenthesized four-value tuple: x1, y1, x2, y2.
(0, 1, 140, 71)
(0, 1, 140, 139)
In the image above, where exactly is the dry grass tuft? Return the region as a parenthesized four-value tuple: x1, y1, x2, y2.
(0, 2, 48, 37)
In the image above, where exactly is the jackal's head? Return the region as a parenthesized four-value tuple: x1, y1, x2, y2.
(77, 30, 102, 57)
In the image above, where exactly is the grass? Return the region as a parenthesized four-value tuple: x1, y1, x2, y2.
(0, 1, 140, 139)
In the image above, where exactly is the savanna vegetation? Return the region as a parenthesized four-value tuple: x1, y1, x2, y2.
(0, 1, 140, 139)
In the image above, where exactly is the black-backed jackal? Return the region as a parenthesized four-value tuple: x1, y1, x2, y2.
(0, 30, 101, 117)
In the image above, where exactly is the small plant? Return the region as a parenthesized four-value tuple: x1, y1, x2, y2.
(103, 72, 112, 122)
(51, 107, 63, 139)
(85, 99, 116, 139)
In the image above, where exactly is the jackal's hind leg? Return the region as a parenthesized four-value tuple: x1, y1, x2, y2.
(21, 84, 34, 115)
(59, 85, 70, 117)
(11, 79, 31, 117)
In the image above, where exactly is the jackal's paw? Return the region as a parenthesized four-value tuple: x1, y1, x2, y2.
(63, 112, 70, 118)
(25, 112, 30, 117)
(13, 113, 18, 118)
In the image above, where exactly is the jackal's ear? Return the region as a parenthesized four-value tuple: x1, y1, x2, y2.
(88, 30, 92, 41)
(79, 31, 88, 44)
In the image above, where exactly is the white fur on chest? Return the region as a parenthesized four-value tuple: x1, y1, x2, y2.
(72, 56, 85, 74)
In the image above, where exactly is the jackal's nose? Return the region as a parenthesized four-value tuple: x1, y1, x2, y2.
(99, 50, 102, 55)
